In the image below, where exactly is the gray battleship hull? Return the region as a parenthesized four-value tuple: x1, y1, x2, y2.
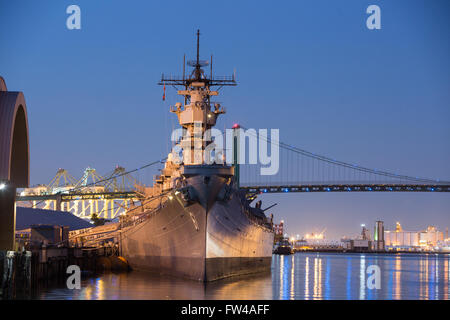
(120, 174, 274, 281)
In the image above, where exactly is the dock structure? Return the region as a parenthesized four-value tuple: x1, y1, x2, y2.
(16, 167, 144, 220)
(0, 244, 127, 299)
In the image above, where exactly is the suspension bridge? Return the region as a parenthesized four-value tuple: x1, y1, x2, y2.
(237, 127, 450, 194)
(15, 126, 450, 220)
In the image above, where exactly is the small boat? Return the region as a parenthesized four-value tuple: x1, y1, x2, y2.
(273, 238, 293, 255)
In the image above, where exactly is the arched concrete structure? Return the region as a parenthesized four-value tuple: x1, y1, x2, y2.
(0, 76, 30, 250)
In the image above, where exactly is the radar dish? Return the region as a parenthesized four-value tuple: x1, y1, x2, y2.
(187, 60, 209, 67)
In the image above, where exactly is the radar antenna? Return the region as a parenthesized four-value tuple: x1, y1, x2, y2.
(158, 29, 236, 88)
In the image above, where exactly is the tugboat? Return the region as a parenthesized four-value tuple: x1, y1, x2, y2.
(273, 238, 293, 255)
(118, 31, 275, 281)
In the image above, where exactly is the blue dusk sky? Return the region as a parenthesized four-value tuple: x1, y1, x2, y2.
(0, 0, 449, 239)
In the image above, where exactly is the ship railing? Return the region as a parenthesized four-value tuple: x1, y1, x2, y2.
(160, 74, 235, 83)
(120, 201, 167, 229)
(210, 75, 234, 81)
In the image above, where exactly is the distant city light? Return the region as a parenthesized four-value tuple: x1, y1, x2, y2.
(304, 230, 325, 240)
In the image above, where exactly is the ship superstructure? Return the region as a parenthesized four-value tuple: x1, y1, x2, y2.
(119, 31, 274, 281)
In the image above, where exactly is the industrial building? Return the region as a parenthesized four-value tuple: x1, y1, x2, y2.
(373, 220, 385, 251)
(15, 206, 92, 249)
(384, 222, 445, 251)
(294, 239, 344, 251)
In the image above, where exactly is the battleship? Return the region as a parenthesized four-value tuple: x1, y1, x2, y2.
(118, 31, 275, 281)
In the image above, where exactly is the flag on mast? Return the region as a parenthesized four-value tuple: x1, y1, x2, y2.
(162, 81, 166, 101)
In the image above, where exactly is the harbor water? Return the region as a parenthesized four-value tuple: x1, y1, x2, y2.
(34, 252, 449, 300)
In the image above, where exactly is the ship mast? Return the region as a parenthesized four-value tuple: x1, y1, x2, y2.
(158, 30, 237, 166)
(195, 29, 201, 80)
(159, 29, 236, 88)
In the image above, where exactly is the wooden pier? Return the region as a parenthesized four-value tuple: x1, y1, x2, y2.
(0, 245, 128, 299)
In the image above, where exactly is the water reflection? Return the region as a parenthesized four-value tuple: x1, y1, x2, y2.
(346, 257, 352, 299)
(445, 257, 448, 299)
(35, 253, 450, 300)
(359, 254, 365, 300)
(394, 255, 401, 299)
(313, 256, 322, 299)
(324, 257, 330, 300)
(304, 256, 309, 299)
(290, 255, 295, 300)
